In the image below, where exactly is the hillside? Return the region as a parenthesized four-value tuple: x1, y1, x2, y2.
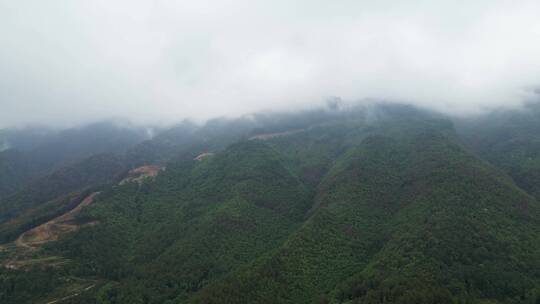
(0, 122, 150, 200)
(1, 104, 540, 303)
(191, 118, 540, 304)
(457, 102, 540, 200)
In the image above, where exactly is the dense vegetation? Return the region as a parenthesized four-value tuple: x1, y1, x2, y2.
(457, 102, 540, 200)
(188, 117, 540, 304)
(1, 103, 540, 303)
(0, 122, 150, 200)
(0, 154, 126, 243)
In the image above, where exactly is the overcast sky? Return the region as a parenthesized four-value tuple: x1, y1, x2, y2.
(1, 1, 540, 127)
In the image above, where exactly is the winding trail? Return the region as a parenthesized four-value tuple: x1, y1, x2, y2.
(16, 192, 99, 247)
(45, 284, 96, 304)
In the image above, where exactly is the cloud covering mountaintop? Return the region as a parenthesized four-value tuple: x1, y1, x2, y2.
(2, 0, 540, 127)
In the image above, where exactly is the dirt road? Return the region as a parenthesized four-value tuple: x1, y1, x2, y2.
(16, 192, 99, 247)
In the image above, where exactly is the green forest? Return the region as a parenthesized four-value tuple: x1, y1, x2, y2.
(1, 104, 540, 303)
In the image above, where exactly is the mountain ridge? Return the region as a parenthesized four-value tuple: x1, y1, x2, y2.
(1, 103, 540, 303)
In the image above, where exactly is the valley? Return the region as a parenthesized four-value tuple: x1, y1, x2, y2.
(1, 104, 540, 303)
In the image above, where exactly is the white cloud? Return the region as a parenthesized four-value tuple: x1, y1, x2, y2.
(1, 0, 540, 127)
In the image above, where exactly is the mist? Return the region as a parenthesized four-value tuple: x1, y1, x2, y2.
(2, 0, 540, 128)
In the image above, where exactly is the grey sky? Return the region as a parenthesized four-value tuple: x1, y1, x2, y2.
(2, 0, 540, 127)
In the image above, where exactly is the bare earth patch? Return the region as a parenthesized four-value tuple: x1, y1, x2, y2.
(248, 129, 305, 140)
(194, 152, 215, 161)
(16, 192, 100, 247)
(119, 165, 163, 185)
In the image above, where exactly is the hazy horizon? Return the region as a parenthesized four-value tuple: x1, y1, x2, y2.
(2, 1, 540, 128)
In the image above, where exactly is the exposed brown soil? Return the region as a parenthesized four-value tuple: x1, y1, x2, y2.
(248, 129, 305, 140)
(119, 165, 162, 185)
(16, 192, 100, 247)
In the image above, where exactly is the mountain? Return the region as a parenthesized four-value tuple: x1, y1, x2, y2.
(457, 102, 540, 200)
(1, 104, 540, 304)
(192, 116, 540, 304)
(0, 122, 151, 200)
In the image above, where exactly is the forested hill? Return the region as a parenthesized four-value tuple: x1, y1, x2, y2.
(1, 103, 540, 304)
(457, 102, 540, 200)
(0, 122, 151, 200)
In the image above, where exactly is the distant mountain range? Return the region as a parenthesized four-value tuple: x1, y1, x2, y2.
(1, 103, 540, 304)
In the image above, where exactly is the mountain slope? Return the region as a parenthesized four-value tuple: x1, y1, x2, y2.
(1, 104, 540, 304)
(189, 119, 540, 304)
(45, 141, 312, 303)
(457, 102, 540, 200)
(0, 122, 150, 200)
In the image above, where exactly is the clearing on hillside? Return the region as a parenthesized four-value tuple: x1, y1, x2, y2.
(16, 192, 100, 247)
(119, 165, 163, 185)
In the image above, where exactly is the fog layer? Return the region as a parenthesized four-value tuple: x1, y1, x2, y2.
(2, 1, 540, 127)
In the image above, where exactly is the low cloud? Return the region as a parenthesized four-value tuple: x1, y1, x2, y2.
(2, 0, 540, 127)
